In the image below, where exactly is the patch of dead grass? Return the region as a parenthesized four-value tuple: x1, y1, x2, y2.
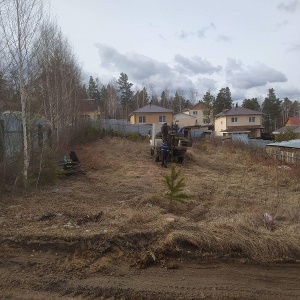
(2, 137, 300, 264)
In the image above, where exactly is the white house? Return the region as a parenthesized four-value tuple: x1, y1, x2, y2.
(183, 102, 211, 126)
(214, 107, 263, 138)
(173, 113, 196, 128)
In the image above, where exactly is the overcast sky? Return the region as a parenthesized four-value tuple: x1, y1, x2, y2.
(46, 0, 300, 103)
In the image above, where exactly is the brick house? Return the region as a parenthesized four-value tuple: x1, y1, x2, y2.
(129, 104, 173, 125)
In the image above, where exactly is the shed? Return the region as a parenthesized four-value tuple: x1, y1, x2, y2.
(265, 139, 300, 164)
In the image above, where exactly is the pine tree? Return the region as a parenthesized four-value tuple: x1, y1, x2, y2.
(262, 88, 282, 132)
(173, 90, 181, 114)
(213, 87, 232, 115)
(202, 90, 215, 124)
(163, 165, 191, 210)
(173, 88, 186, 114)
(135, 87, 149, 108)
(87, 76, 99, 100)
(160, 90, 169, 108)
(242, 98, 261, 111)
(117, 73, 133, 119)
(150, 94, 159, 106)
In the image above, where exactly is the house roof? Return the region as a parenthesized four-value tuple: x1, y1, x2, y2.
(215, 107, 262, 117)
(285, 116, 300, 126)
(221, 125, 263, 133)
(189, 102, 206, 110)
(273, 125, 299, 134)
(131, 104, 173, 114)
(267, 139, 300, 149)
(272, 117, 300, 133)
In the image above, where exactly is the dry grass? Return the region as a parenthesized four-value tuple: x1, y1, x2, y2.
(1, 136, 300, 264)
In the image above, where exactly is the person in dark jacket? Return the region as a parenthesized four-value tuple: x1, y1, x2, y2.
(69, 150, 79, 163)
(160, 141, 169, 167)
(161, 122, 169, 141)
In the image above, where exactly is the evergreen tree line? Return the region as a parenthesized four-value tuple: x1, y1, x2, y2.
(86, 73, 192, 120)
(88, 73, 300, 133)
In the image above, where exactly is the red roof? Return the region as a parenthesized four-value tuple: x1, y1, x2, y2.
(285, 117, 300, 126)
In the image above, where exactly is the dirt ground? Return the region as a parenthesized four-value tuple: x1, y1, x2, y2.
(1, 137, 300, 300)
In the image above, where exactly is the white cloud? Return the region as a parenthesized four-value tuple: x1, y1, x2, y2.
(217, 35, 232, 43)
(277, 0, 300, 12)
(197, 23, 216, 38)
(177, 23, 216, 39)
(270, 84, 300, 100)
(226, 58, 287, 89)
(95, 44, 172, 81)
(95, 44, 199, 95)
(286, 43, 300, 52)
(274, 20, 289, 29)
(174, 54, 222, 75)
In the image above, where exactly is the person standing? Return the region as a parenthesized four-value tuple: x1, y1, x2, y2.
(161, 141, 169, 167)
(161, 122, 169, 141)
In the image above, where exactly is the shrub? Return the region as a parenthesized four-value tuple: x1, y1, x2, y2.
(125, 132, 144, 142)
(275, 129, 298, 142)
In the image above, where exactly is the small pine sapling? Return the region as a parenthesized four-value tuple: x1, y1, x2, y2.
(163, 164, 191, 209)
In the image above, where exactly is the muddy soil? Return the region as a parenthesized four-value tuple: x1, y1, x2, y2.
(1, 138, 300, 299)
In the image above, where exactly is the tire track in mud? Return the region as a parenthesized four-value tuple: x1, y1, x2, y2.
(45, 262, 300, 299)
(1, 244, 300, 300)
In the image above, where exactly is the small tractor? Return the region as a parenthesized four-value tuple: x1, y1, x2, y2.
(150, 123, 191, 163)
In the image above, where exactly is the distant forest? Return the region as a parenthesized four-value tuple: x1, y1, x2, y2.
(87, 73, 300, 133)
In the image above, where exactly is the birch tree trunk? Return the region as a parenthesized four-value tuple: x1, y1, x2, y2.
(0, 0, 43, 186)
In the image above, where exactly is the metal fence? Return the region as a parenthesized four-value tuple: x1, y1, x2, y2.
(0, 112, 48, 160)
(93, 120, 216, 139)
(92, 119, 152, 136)
(266, 147, 300, 164)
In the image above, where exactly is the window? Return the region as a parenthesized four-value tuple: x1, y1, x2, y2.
(159, 115, 166, 122)
(249, 116, 255, 123)
(231, 117, 237, 123)
(139, 116, 146, 123)
(192, 111, 197, 116)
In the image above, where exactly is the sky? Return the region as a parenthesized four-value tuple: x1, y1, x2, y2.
(46, 0, 300, 104)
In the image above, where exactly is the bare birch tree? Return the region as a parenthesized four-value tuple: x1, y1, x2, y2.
(36, 20, 83, 143)
(106, 82, 118, 119)
(0, 0, 43, 185)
